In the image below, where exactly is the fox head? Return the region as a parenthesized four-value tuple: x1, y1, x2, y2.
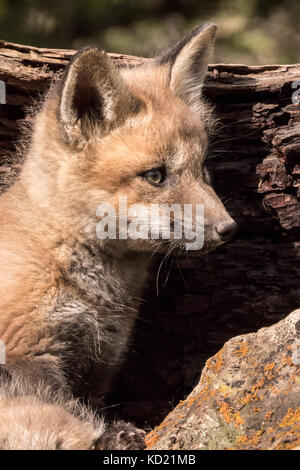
(22, 23, 237, 254)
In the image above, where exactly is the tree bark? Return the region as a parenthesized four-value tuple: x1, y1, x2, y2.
(1, 40, 300, 429)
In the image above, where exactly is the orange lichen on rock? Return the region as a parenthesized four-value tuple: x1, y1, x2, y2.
(145, 419, 170, 449)
(235, 430, 263, 448)
(282, 355, 294, 366)
(185, 395, 197, 408)
(264, 362, 275, 372)
(239, 379, 265, 405)
(264, 362, 276, 381)
(264, 410, 274, 421)
(207, 350, 224, 373)
(251, 379, 265, 393)
(233, 342, 249, 358)
(195, 383, 217, 407)
(145, 430, 159, 449)
(241, 392, 255, 405)
(279, 407, 300, 428)
(217, 400, 244, 428)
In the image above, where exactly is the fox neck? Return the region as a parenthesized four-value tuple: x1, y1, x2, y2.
(66, 238, 150, 304)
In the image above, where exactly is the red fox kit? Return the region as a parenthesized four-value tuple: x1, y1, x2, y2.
(0, 23, 236, 449)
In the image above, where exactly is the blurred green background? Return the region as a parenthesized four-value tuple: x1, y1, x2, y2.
(0, 0, 299, 64)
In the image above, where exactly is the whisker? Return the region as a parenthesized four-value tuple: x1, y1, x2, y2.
(212, 117, 250, 135)
(210, 128, 260, 147)
(163, 248, 176, 288)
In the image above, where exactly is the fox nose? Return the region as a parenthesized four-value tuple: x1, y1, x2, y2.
(216, 220, 237, 242)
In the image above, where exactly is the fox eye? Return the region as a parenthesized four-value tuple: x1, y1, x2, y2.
(141, 168, 165, 186)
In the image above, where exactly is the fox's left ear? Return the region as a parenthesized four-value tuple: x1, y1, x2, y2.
(58, 47, 140, 146)
(158, 23, 216, 112)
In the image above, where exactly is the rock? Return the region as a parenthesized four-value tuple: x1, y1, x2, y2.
(146, 309, 300, 450)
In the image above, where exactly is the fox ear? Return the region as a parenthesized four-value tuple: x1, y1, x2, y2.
(159, 23, 216, 113)
(59, 47, 138, 146)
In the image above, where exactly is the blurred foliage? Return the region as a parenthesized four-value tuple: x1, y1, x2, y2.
(0, 0, 299, 64)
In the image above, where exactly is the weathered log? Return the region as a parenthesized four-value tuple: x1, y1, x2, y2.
(1, 40, 300, 430)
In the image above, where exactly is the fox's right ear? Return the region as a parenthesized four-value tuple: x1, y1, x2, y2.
(58, 48, 139, 146)
(158, 23, 216, 114)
